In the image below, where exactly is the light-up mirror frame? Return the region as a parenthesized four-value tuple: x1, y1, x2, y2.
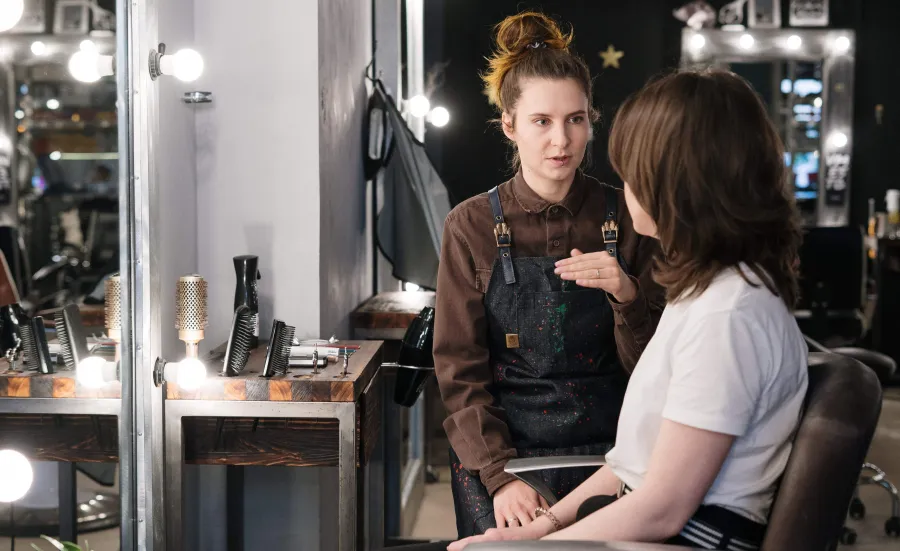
(681, 28, 856, 227)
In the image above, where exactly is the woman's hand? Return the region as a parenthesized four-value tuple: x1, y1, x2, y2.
(555, 248, 636, 303)
(447, 517, 556, 551)
(492, 480, 549, 529)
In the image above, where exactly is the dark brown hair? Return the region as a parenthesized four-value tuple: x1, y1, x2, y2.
(609, 69, 801, 307)
(481, 12, 598, 168)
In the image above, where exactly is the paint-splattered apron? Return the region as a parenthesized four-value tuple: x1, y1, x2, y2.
(450, 185, 629, 537)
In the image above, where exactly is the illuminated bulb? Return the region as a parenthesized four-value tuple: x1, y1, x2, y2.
(404, 282, 421, 292)
(77, 356, 108, 389)
(829, 131, 848, 148)
(14, 109, 23, 120)
(408, 95, 430, 118)
(159, 49, 204, 82)
(30, 41, 46, 56)
(739, 34, 754, 50)
(813, 97, 823, 108)
(80, 39, 96, 52)
(834, 36, 851, 54)
(177, 358, 207, 390)
(430, 106, 450, 128)
(786, 35, 802, 50)
(68, 50, 114, 83)
(0, 0, 24, 33)
(690, 34, 706, 50)
(46, 98, 60, 110)
(49, 151, 61, 161)
(0, 449, 33, 502)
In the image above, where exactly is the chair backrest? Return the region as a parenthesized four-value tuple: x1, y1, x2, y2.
(762, 352, 882, 551)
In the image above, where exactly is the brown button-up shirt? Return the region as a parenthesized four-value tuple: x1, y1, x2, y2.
(434, 171, 665, 495)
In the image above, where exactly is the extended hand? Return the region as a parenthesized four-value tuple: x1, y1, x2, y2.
(492, 480, 549, 529)
(555, 249, 637, 303)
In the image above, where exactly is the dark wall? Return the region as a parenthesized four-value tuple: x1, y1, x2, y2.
(425, 0, 898, 230)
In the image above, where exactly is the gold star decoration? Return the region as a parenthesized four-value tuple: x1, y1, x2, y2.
(599, 44, 624, 69)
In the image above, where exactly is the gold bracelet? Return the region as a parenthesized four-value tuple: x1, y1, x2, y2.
(534, 507, 563, 532)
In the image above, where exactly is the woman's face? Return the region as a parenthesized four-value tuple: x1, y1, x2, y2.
(503, 77, 590, 185)
(624, 182, 658, 238)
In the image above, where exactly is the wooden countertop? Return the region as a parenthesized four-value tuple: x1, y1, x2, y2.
(166, 340, 383, 402)
(0, 365, 121, 399)
(350, 292, 434, 340)
(37, 303, 106, 329)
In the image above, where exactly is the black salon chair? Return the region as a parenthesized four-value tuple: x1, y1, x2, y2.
(481, 352, 883, 551)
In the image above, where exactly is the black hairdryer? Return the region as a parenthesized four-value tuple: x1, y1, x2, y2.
(390, 306, 436, 407)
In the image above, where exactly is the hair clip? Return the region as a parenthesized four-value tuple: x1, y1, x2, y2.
(526, 41, 547, 50)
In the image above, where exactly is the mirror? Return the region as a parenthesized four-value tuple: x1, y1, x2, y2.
(681, 28, 856, 228)
(0, 1, 125, 549)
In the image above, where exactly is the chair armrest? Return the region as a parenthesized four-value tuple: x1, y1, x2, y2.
(468, 541, 700, 550)
(504, 456, 606, 507)
(505, 456, 607, 474)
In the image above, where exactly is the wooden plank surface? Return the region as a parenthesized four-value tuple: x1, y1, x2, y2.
(350, 292, 434, 330)
(0, 414, 118, 462)
(166, 340, 383, 402)
(37, 304, 106, 329)
(0, 365, 122, 399)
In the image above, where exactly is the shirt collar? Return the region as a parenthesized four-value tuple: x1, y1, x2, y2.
(511, 169, 587, 216)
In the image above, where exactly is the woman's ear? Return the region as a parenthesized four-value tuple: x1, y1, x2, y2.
(501, 112, 515, 141)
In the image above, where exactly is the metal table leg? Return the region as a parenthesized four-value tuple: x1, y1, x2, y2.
(336, 401, 358, 551)
(58, 462, 77, 543)
(165, 403, 184, 551)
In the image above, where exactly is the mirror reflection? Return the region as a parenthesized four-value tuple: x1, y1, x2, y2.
(0, 1, 121, 549)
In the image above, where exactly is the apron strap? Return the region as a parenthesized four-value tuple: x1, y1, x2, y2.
(488, 186, 516, 285)
(603, 185, 630, 275)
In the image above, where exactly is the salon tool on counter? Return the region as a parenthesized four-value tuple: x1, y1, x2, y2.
(20, 315, 53, 374)
(262, 319, 296, 377)
(233, 255, 261, 348)
(222, 305, 254, 376)
(55, 304, 91, 370)
(176, 274, 208, 359)
(105, 274, 121, 359)
(342, 350, 350, 377)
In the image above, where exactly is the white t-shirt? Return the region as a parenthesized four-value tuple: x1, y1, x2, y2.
(605, 264, 808, 523)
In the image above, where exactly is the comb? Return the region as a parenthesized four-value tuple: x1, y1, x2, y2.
(221, 305, 254, 376)
(262, 320, 296, 377)
(20, 316, 53, 374)
(55, 304, 91, 370)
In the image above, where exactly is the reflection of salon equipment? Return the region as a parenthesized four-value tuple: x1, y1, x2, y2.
(795, 226, 868, 348)
(496, 352, 884, 551)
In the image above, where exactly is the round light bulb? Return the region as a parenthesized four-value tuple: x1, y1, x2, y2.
(49, 151, 61, 161)
(14, 109, 23, 120)
(408, 95, 430, 118)
(829, 131, 848, 148)
(404, 282, 421, 292)
(690, 34, 706, 50)
(69, 50, 101, 83)
(739, 34, 754, 50)
(77, 356, 108, 389)
(80, 39, 96, 53)
(430, 106, 450, 128)
(46, 98, 60, 110)
(177, 358, 207, 390)
(813, 97, 823, 108)
(0, 0, 24, 33)
(30, 41, 46, 56)
(172, 49, 204, 82)
(834, 36, 851, 54)
(787, 35, 802, 50)
(0, 449, 33, 502)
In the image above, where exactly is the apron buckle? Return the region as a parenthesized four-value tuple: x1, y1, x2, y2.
(602, 220, 619, 244)
(494, 223, 512, 247)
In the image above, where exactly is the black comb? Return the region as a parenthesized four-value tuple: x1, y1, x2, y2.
(222, 305, 254, 376)
(20, 316, 54, 374)
(55, 304, 91, 370)
(262, 319, 296, 377)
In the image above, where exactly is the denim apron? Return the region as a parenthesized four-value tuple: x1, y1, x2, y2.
(450, 185, 629, 537)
